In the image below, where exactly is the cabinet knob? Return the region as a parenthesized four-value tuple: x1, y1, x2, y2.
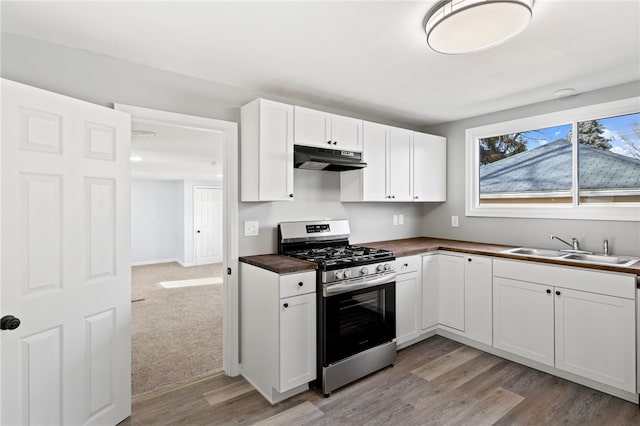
(327, 141, 332, 145)
(391, 195, 395, 199)
(289, 193, 294, 198)
(467, 258, 472, 262)
(333, 141, 338, 145)
(283, 303, 289, 308)
(403, 263, 408, 267)
(546, 289, 551, 294)
(555, 290, 561, 296)
(298, 282, 304, 287)
(414, 196, 419, 200)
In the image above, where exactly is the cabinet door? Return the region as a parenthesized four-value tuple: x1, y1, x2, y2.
(422, 255, 439, 330)
(464, 256, 492, 345)
(331, 114, 362, 152)
(279, 292, 316, 392)
(555, 288, 636, 393)
(388, 127, 413, 201)
(413, 132, 446, 201)
(260, 100, 294, 200)
(361, 121, 388, 201)
(294, 106, 332, 148)
(438, 254, 465, 331)
(493, 277, 554, 366)
(396, 271, 421, 346)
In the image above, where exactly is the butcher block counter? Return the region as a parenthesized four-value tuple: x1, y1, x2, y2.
(360, 237, 640, 275)
(239, 254, 316, 274)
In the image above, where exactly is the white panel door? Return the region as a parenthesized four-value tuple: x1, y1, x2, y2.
(555, 288, 636, 392)
(413, 132, 446, 202)
(493, 277, 554, 366)
(388, 127, 413, 201)
(194, 187, 223, 265)
(1, 79, 131, 426)
(362, 121, 388, 201)
(438, 254, 465, 331)
(293, 106, 332, 149)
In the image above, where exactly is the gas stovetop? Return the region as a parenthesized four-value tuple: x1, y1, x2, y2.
(285, 245, 394, 268)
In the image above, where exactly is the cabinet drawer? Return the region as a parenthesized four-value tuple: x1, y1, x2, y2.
(280, 271, 316, 298)
(394, 255, 421, 274)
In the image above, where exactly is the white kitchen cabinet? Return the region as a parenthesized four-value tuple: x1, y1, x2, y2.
(241, 98, 294, 201)
(394, 256, 422, 347)
(421, 254, 439, 330)
(493, 277, 555, 366)
(340, 123, 447, 202)
(464, 255, 493, 345)
(240, 263, 316, 404)
(413, 132, 447, 201)
(294, 106, 362, 152)
(438, 253, 465, 332)
(493, 258, 636, 394)
(554, 287, 636, 393)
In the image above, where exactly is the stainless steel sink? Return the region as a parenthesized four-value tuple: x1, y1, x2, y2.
(503, 247, 566, 258)
(502, 247, 639, 267)
(561, 253, 639, 267)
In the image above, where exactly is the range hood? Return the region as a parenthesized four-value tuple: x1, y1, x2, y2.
(293, 145, 367, 172)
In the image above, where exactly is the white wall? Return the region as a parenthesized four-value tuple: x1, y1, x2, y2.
(423, 82, 640, 256)
(131, 179, 183, 264)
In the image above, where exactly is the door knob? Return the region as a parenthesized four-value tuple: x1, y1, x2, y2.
(1, 315, 21, 330)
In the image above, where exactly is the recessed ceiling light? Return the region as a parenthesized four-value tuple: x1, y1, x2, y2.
(131, 130, 157, 138)
(553, 88, 575, 98)
(130, 156, 143, 162)
(216, 174, 223, 178)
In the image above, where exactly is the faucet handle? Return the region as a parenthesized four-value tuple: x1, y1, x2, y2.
(603, 238, 609, 256)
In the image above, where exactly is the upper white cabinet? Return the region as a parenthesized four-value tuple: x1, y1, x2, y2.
(241, 99, 294, 201)
(340, 123, 447, 202)
(294, 106, 362, 152)
(413, 132, 447, 202)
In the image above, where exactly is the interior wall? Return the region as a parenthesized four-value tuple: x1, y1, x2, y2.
(422, 81, 640, 256)
(131, 179, 183, 264)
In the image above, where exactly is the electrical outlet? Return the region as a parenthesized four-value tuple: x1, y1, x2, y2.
(393, 214, 398, 226)
(244, 220, 259, 236)
(399, 214, 404, 225)
(451, 216, 459, 227)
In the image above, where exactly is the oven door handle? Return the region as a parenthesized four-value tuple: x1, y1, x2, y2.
(324, 272, 396, 297)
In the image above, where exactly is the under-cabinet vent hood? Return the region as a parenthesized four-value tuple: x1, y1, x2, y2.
(293, 145, 367, 172)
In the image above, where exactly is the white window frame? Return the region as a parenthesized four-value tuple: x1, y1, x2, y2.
(465, 97, 640, 221)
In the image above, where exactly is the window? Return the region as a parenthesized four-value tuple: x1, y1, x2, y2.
(466, 98, 640, 221)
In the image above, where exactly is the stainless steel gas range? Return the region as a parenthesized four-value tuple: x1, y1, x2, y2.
(278, 219, 397, 396)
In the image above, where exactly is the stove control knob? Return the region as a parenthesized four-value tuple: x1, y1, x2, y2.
(343, 270, 352, 279)
(384, 264, 391, 271)
(376, 264, 385, 272)
(360, 266, 369, 275)
(334, 270, 344, 280)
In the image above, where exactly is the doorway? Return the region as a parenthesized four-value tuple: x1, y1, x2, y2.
(115, 104, 239, 395)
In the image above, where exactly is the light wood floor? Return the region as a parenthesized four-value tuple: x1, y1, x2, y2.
(121, 336, 640, 425)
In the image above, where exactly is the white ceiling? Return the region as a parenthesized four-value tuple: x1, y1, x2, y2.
(130, 121, 223, 181)
(2, 1, 639, 127)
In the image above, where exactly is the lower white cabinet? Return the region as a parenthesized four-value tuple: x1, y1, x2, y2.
(421, 254, 439, 330)
(438, 253, 465, 331)
(464, 255, 493, 345)
(493, 259, 636, 394)
(493, 277, 555, 366)
(240, 263, 316, 404)
(395, 256, 422, 346)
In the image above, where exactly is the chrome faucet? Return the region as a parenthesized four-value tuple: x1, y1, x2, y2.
(603, 238, 609, 256)
(550, 234, 580, 250)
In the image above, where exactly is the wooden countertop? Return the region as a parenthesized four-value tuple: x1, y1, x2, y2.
(361, 237, 640, 275)
(239, 254, 317, 274)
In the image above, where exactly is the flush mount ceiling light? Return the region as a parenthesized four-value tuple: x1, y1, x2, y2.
(129, 156, 143, 162)
(425, 0, 534, 54)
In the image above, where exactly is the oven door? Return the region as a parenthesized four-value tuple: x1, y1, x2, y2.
(322, 276, 395, 366)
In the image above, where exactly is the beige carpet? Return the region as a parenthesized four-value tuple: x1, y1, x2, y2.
(131, 262, 224, 396)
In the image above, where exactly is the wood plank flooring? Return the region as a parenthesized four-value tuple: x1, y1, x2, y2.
(120, 336, 640, 425)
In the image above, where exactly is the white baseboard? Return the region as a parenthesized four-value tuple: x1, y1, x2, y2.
(131, 258, 182, 266)
(176, 260, 196, 267)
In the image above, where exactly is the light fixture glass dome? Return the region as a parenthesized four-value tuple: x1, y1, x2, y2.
(425, 0, 533, 54)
